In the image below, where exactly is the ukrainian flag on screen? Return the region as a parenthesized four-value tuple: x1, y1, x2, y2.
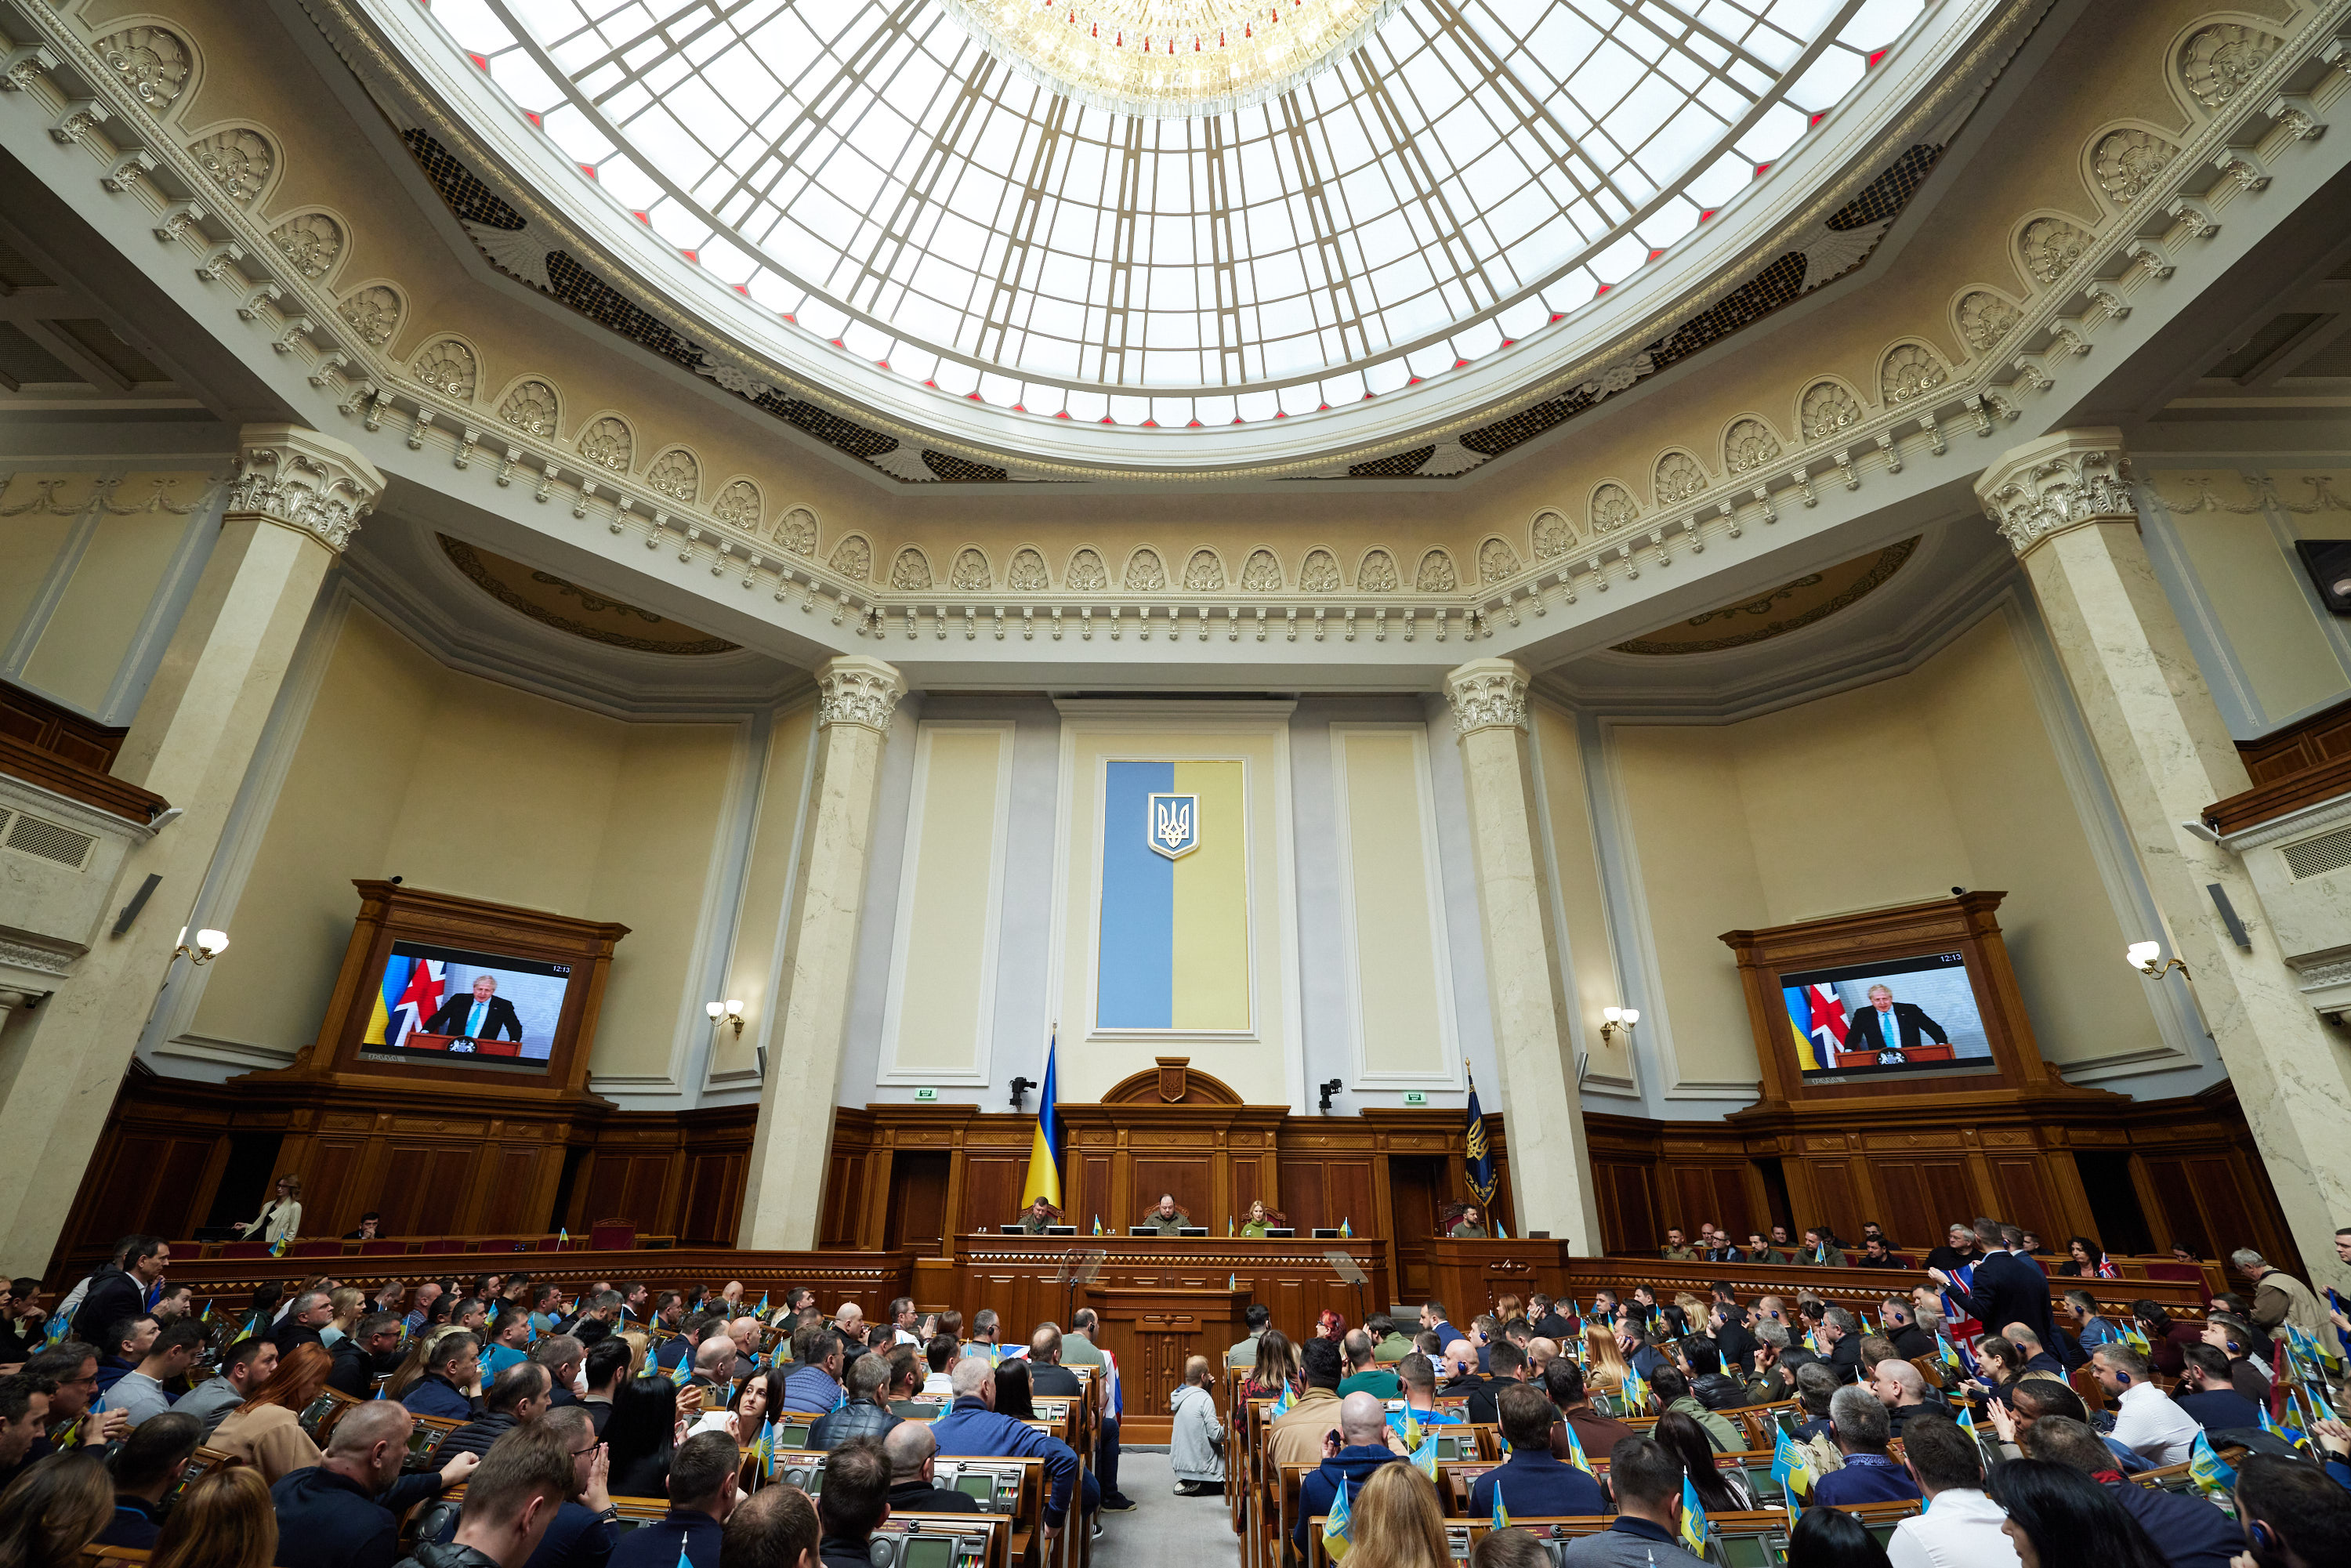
(1782, 987, 1822, 1071)
(364, 955, 415, 1046)
(1098, 759, 1250, 1030)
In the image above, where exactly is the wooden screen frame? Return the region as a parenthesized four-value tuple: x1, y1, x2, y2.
(302, 879, 628, 1097)
(1721, 891, 2063, 1109)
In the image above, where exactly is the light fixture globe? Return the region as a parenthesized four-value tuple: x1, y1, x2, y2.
(2126, 941, 2162, 970)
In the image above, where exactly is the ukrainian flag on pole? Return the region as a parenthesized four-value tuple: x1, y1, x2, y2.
(1024, 1035, 1063, 1210)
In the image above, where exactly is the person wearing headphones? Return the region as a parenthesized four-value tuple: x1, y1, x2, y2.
(2089, 1344, 2197, 1465)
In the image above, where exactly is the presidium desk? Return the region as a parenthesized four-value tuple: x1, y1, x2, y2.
(940, 1232, 1394, 1439)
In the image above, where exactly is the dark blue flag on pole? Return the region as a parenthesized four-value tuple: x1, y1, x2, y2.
(1463, 1066, 1497, 1206)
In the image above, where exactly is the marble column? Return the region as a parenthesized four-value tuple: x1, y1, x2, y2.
(737, 655, 907, 1250)
(1443, 659, 1604, 1251)
(0, 425, 382, 1267)
(1976, 429, 2351, 1290)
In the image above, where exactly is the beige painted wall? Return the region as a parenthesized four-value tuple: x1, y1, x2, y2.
(1610, 611, 2160, 1094)
(881, 722, 1012, 1082)
(188, 601, 743, 1082)
(1331, 725, 1454, 1085)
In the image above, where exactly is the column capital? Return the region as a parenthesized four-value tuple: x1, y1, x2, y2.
(224, 423, 386, 553)
(1973, 426, 2137, 558)
(813, 655, 907, 733)
(1444, 658, 1532, 735)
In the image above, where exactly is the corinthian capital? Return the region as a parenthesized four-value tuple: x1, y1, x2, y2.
(1444, 657, 1531, 735)
(224, 423, 386, 552)
(814, 655, 907, 734)
(1973, 428, 2137, 558)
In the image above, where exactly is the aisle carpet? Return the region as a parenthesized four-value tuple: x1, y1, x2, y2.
(1096, 1450, 1235, 1568)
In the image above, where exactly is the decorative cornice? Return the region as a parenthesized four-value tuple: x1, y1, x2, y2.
(1444, 658, 1531, 736)
(2217, 787, 2351, 855)
(223, 423, 386, 552)
(1972, 429, 2137, 557)
(813, 657, 907, 734)
(0, 935, 74, 979)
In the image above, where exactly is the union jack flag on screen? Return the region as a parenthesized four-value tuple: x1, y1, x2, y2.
(363, 954, 445, 1047)
(1782, 983, 1849, 1071)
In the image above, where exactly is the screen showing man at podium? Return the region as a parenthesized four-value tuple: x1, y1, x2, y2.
(360, 939, 571, 1066)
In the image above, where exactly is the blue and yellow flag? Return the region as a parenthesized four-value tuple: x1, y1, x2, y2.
(1770, 1428, 1812, 1499)
(2121, 1320, 2151, 1355)
(1936, 1334, 1960, 1371)
(755, 1415, 776, 1476)
(1270, 1384, 1294, 1419)
(1097, 761, 1248, 1029)
(1563, 1421, 1590, 1474)
(1678, 1477, 1709, 1553)
(670, 1349, 690, 1388)
(1463, 1070, 1496, 1207)
(1622, 1367, 1650, 1415)
(2186, 1432, 2237, 1495)
(1490, 1480, 1509, 1532)
(1409, 1432, 1439, 1479)
(1340, 1217, 1352, 1239)
(1093, 1215, 1103, 1237)
(558, 1227, 570, 1249)
(269, 1235, 288, 1258)
(1023, 1036, 1063, 1210)
(1322, 1477, 1353, 1562)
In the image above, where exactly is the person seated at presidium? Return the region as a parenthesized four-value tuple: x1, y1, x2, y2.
(1846, 983, 1951, 1060)
(424, 974, 525, 1042)
(1011, 1197, 1059, 1233)
(1447, 1205, 1487, 1239)
(1239, 1199, 1279, 1238)
(1136, 1194, 1190, 1236)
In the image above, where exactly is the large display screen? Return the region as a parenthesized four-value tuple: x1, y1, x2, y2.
(358, 940, 571, 1069)
(1780, 951, 1994, 1082)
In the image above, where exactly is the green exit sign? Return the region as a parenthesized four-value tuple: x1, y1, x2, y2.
(1404, 1091, 1426, 1106)
(914, 1087, 938, 1102)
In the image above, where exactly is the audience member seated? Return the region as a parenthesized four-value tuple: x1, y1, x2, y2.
(274, 1400, 480, 1568)
(107, 1316, 204, 1426)
(174, 1334, 277, 1438)
(1226, 1304, 1271, 1369)
(2019, 1414, 2237, 1568)
(24, 1341, 126, 1463)
(2172, 1344, 2263, 1433)
(1384, 1353, 1460, 1447)
(393, 1421, 574, 1568)
(1648, 1367, 1734, 1454)
(2197, 1313, 2273, 1406)
(781, 1324, 846, 1415)
(1990, 1459, 2175, 1568)
(481, 1313, 536, 1379)
(1809, 1386, 1922, 1507)
(605, 1375, 683, 1500)
(1024, 1326, 1084, 1396)
(210, 1342, 337, 1483)
(1555, 1435, 1704, 1566)
(400, 1331, 485, 1421)
(695, 1367, 781, 1445)
(532, 1334, 584, 1412)
(70, 1233, 168, 1348)
(799, 1437, 889, 1568)
(607, 1429, 737, 1568)
(1742, 1320, 1796, 1405)
(273, 1289, 335, 1357)
(0, 1373, 55, 1499)
(1868, 1358, 1941, 1439)
(1788, 1363, 1839, 1443)
(158, 1462, 278, 1568)
(1168, 1355, 1226, 1496)
(1267, 1337, 1348, 1468)
(1653, 1408, 1755, 1512)
(1817, 1306, 1864, 1382)
(2092, 1344, 2199, 1466)
(2002, 1324, 2065, 1380)
(331, 1312, 408, 1400)
(0, 1448, 112, 1566)
(1339, 1328, 1399, 1398)
(1470, 1385, 1608, 1520)
(96, 1411, 201, 1548)
(2231, 1452, 2351, 1568)
(441, 1363, 554, 1460)
(722, 1483, 820, 1568)
(882, 1421, 983, 1513)
(94, 1313, 158, 1394)
(929, 1359, 1089, 1541)
(1857, 1237, 1905, 1269)
(1885, 1412, 2018, 1568)
(810, 1345, 900, 1450)
(1677, 1336, 1744, 1410)
(1543, 1360, 1634, 1461)
(2129, 1301, 2202, 1379)
(1879, 1299, 1935, 1362)
(1295, 1392, 1406, 1558)
(578, 1338, 629, 1438)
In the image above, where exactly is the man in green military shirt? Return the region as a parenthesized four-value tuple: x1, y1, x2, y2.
(1660, 1227, 1698, 1262)
(1135, 1194, 1189, 1237)
(1012, 1197, 1056, 1233)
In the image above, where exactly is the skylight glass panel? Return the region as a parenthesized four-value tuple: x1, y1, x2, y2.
(429, 0, 1907, 410)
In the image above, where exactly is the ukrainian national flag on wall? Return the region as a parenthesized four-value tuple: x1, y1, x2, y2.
(1098, 760, 1249, 1030)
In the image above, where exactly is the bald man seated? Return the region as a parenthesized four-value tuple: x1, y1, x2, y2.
(1295, 1393, 1407, 1556)
(272, 1398, 479, 1568)
(883, 1421, 984, 1514)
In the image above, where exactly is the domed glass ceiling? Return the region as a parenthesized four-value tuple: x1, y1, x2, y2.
(418, 0, 1925, 429)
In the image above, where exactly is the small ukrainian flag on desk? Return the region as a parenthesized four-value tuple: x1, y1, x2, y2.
(1678, 1477, 1710, 1554)
(1321, 1479, 1353, 1562)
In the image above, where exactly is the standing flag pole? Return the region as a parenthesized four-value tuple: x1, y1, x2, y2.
(1462, 1063, 1498, 1217)
(1023, 1030, 1063, 1213)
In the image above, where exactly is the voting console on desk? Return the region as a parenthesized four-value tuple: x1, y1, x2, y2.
(769, 1450, 1028, 1515)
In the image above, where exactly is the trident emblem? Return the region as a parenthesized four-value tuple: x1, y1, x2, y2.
(1146, 791, 1201, 860)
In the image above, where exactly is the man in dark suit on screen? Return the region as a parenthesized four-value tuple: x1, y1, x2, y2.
(424, 974, 524, 1042)
(1844, 984, 1949, 1061)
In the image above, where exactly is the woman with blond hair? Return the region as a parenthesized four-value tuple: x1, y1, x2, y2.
(208, 1342, 334, 1483)
(0, 1452, 112, 1568)
(1344, 1462, 1450, 1568)
(1581, 1323, 1632, 1396)
(237, 1174, 303, 1246)
(321, 1285, 365, 1347)
(149, 1466, 277, 1568)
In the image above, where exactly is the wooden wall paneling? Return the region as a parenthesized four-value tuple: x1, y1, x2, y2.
(884, 1153, 951, 1254)
(680, 1153, 742, 1244)
(1807, 1157, 1864, 1244)
(1131, 1156, 1213, 1224)
(2139, 1159, 2210, 1258)
(820, 1150, 863, 1249)
(476, 1146, 543, 1234)
(1986, 1157, 2058, 1245)
(302, 1140, 363, 1237)
(1074, 1155, 1114, 1233)
(959, 1156, 1029, 1237)
(2184, 1156, 2259, 1269)
(420, 1147, 476, 1237)
(1229, 1157, 1263, 1224)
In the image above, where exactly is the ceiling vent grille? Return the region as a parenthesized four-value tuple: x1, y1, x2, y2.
(3, 811, 96, 870)
(2282, 824, 2351, 882)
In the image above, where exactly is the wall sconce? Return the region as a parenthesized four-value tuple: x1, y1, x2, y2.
(172, 927, 229, 967)
(705, 999, 744, 1037)
(1599, 1005, 1639, 1045)
(2125, 941, 2190, 980)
